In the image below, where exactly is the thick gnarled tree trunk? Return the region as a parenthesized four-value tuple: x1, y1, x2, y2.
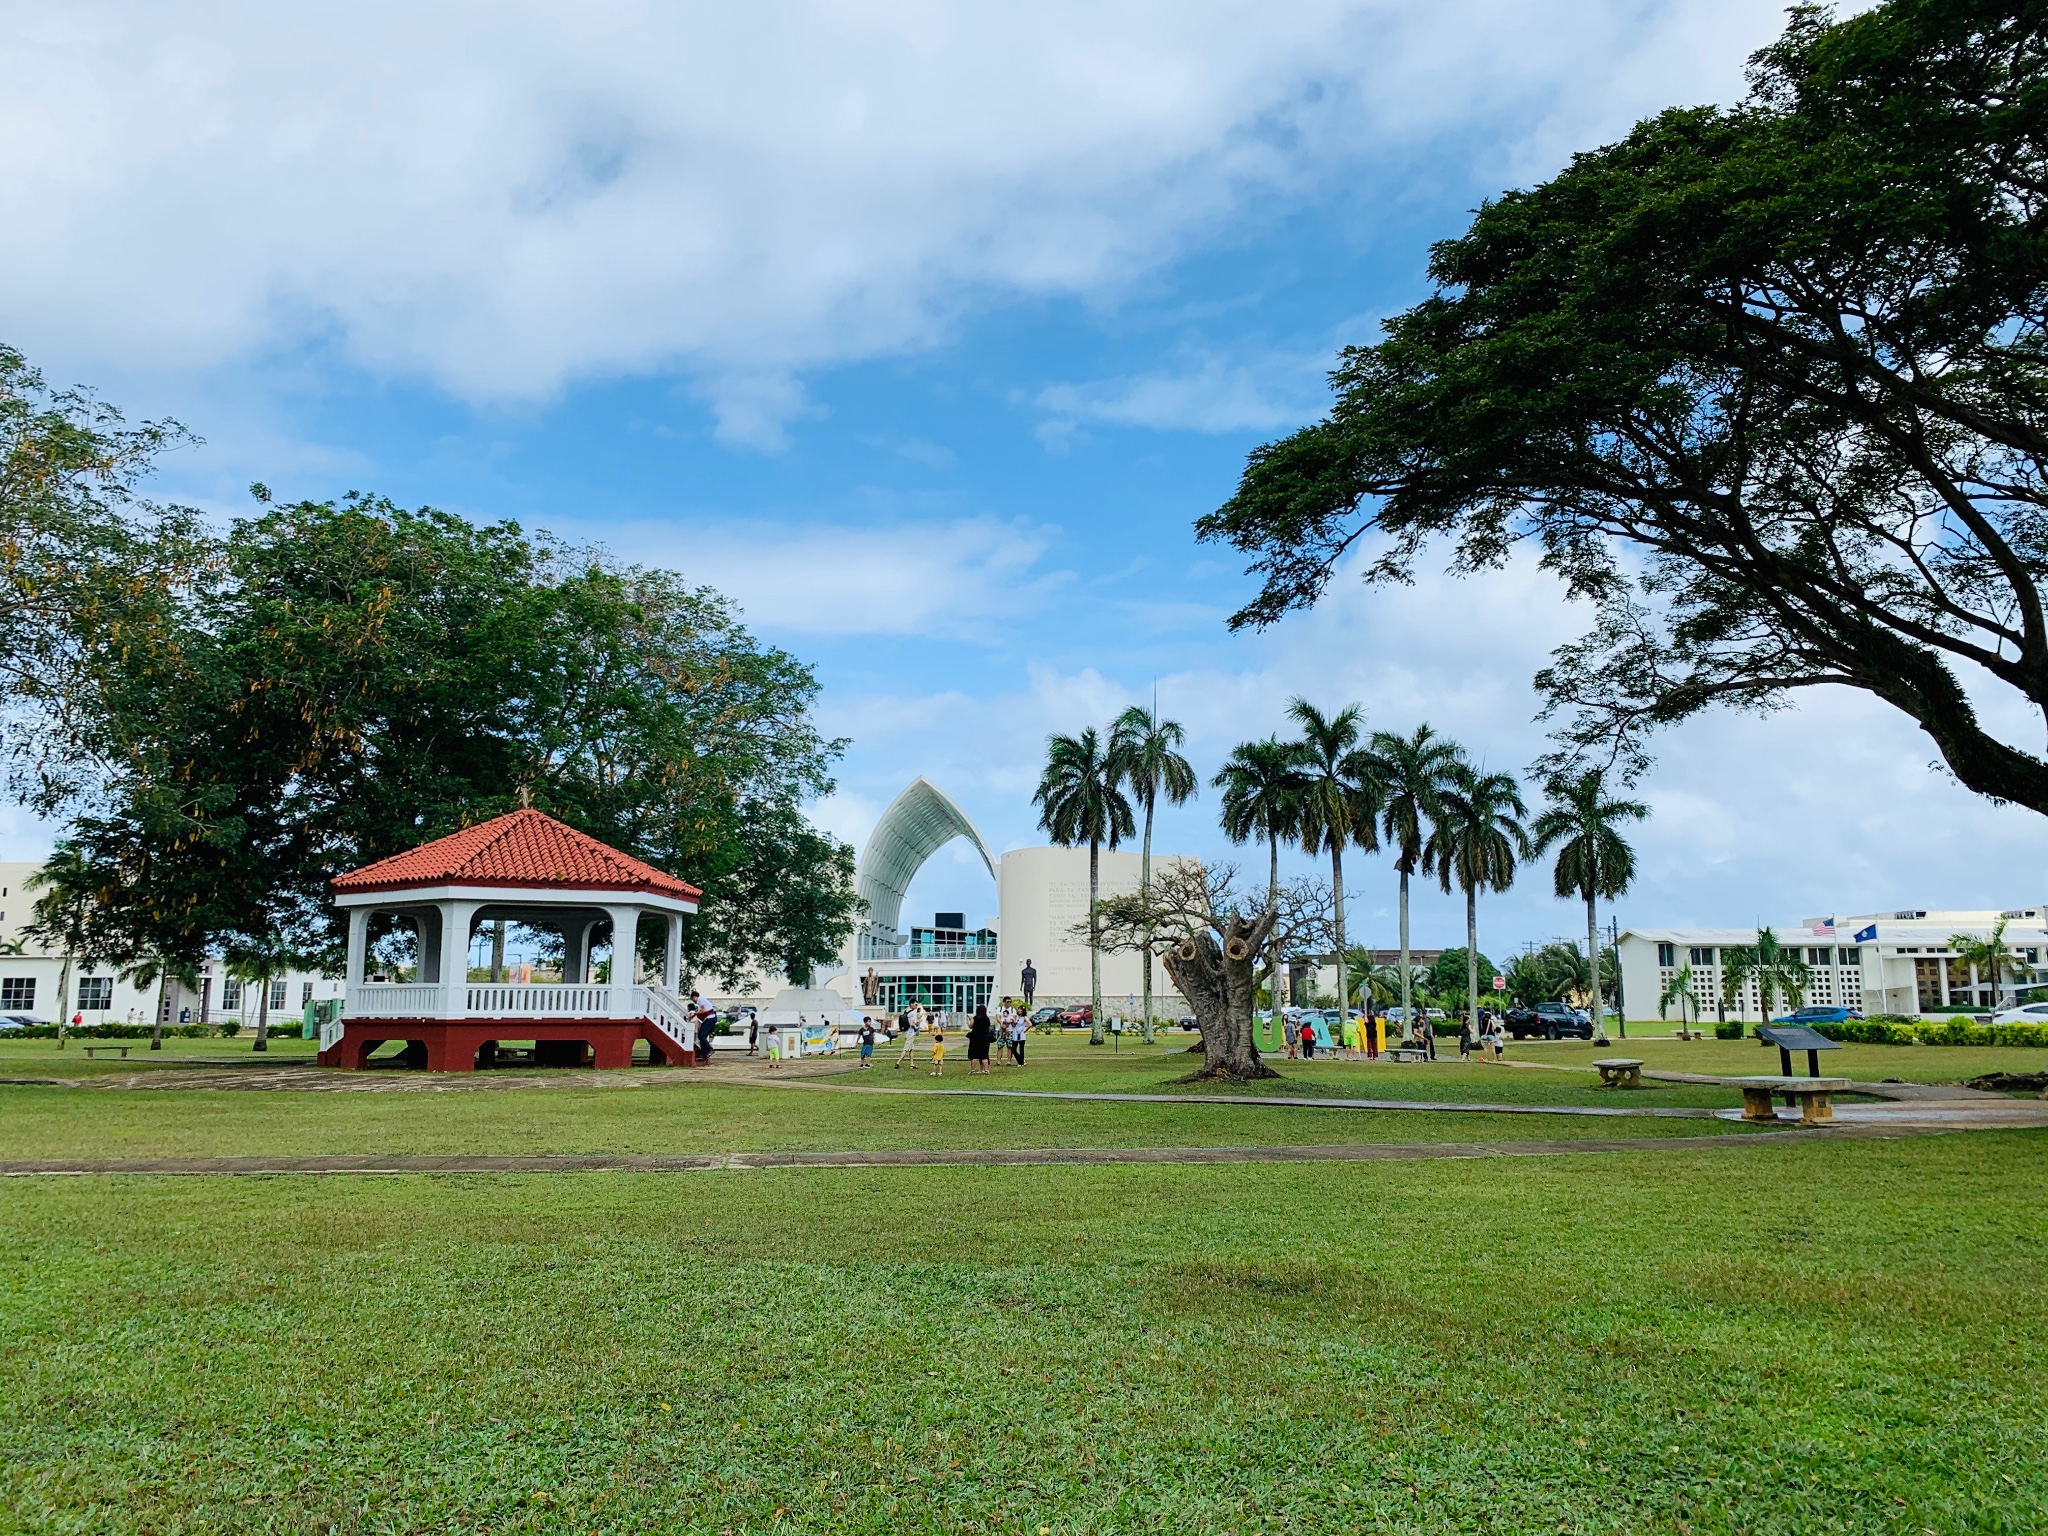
(1162, 907, 1279, 1082)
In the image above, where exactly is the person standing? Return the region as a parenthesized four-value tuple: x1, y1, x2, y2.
(747, 1010, 760, 1057)
(895, 1004, 923, 1068)
(1421, 1011, 1436, 1061)
(858, 1016, 876, 1068)
(967, 1005, 994, 1076)
(1009, 1010, 1027, 1066)
(1364, 1006, 1380, 1061)
(1283, 1012, 1300, 1060)
(928, 1025, 946, 1076)
(1341, 1011, 1359, 1061)
(1459, 1012, 1477, 1061)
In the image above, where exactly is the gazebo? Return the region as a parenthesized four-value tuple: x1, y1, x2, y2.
(317, 808, 703, 1072)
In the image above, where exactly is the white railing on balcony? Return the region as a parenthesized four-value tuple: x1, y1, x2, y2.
(346, 983, 446, 1017)
(642, 984, 695, 1055)
(463, 983, 617, 1017)
(344, 982, 664, 1021)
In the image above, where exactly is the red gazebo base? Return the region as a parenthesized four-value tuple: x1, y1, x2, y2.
(318, 1018, 695, 1072)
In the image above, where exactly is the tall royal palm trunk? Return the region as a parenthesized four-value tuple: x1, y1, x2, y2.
(1398, 863, 1412, 1033)
(1586, 890, 1602, 1035)
(1267, 832, 1281, 1007)
(1330, 845, 1347, 1015)
(150, 974, 167, 1051)
(56, 955, 71, 1051)
(1140, 794, 1156, 1045)
(1088, 836, 1105, 1045)
(1465, 884, 1479, 1029)
(255, 978, 270, 1052)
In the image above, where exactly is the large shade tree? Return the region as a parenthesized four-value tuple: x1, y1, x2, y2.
(1213, 737, 1306, 1007)
(1530, 769, 1649, 1035)
(1423, 763, 1528, 1023)
(36, 492, 862, 993)
(1111, 703, 1197, 1043)
(1198, 0, 2048, 817)
(1034, 725, 1134, 1045)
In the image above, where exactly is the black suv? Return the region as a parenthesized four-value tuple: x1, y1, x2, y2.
(1502, 1001, 1594, 1040)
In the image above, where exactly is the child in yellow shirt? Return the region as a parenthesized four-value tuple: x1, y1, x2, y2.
(929, 1028, 946, 1075)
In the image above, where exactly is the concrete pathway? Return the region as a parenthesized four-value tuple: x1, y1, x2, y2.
(0, 1128, 1890, 1177)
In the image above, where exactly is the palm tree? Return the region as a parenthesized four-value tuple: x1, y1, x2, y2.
(1035, 726, 1135, 1046)
(123, 951, 201, 1052)
(1287, 699, 1381, 1018)
(1658, 965, 1701, 1034)
(1530, 769, 1649, 1038)
(1363, 725, 1464, 1031)
(1720, 927, 1811, 1029)
(1423, 762, 1529, 1028)
(1111, 703, 1197, 1045)
(1214, 737, 1306, 1009)
(25, 846, 100, 1051)
(227, 934, 296, 1052)
(1949, 918, 2023, 1012)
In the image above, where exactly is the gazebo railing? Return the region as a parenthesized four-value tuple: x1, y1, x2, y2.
(344, 982, 660, 1020)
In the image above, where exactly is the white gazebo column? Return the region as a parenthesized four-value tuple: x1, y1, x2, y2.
(603, 905, 642, 1018)
(439, 900, 482, 1018)
(663, 913, 682, 994)
(345, 907, 370, 990)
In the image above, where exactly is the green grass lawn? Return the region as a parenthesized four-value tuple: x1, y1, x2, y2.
(0, 1033, 321, 1078)
(3, 1131, 2044, 1533)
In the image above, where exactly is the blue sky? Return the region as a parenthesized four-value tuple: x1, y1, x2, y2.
(7, 0, 2043, 962)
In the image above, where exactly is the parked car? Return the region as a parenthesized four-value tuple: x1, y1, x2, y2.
(1502, 1001, 1595, 1040)
(1055, 1004, 1094, 1027)
(1989, 1000, 2048, 1025)
(1770, 1006, 1863, 1026)
(0, 1013, 36, 1030)
(1028, 1006, 1063, 1026)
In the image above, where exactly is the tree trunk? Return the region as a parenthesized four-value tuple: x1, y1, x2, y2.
(1331, 845, 1347, 1015)
(491, 919, 507, 983)
(1398, 865, 1412, 1035)
(1139, 795, 1156, 1045)
(56, 956, 71, 1050)
(1088, 837, 1105, 1045)
(1465, 885, 1479, 1031)
(1163, 909, 1280, 1082)
(1266, 832, 1281, 1007)
(150, 973, 166, 1051)
(254, 976, 270, 1052)
(1586, 892, 1604, 1036)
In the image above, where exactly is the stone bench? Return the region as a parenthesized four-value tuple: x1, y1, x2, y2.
(1593, 1057, 1644, 1088)
(1389, 1047, 1432, 1063)
(81, 1044, 133, 1059)
(1726, 1075, 1853, 1125)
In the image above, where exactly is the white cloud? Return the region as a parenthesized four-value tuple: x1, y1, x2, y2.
(1034, 349, 1328, 437)
(619, 514, 1068, 639)
(0, 0, 1791, 443)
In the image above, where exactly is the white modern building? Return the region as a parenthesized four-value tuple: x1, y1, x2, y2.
(1617, 906, 2048, 1023)
(817, 778, 1188, 1018)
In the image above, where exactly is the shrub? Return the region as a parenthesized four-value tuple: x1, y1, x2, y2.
(1714, 1020, 1744, 1040)
(1828, 1018, 1918, 1045)
(217, 1020, 242, 1038)
(5, 1022, 213, 1040)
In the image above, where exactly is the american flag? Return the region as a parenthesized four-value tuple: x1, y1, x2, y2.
(1810, 919, 1836, 936)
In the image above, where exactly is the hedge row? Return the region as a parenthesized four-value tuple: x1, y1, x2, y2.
(3, 1022, 256, 1041)
(1787, 1016, 2048, 1048)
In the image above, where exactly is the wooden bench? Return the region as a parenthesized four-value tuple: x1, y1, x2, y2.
(1727, 1075, 1852, 1125)
(1389, 1047, 1432, 1063)
(81, 1044, 133, 1059)
(1593, 1057, 1643, 1088)
(1670, 1027, 1704, 1041)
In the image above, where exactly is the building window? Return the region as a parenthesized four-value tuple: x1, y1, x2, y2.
(1689, 947, 1715, 965)
(1807, 947, 1831, 965)
(301, 981, 314, 1005)
(77, 976, 113, 1011)
(269, 978, 288, 1010)
(1838, 948, 1861, 966)
(0, 977, 35, 1011)
(1656, 943, 1675, 966)
(221, 980, 242, 1010)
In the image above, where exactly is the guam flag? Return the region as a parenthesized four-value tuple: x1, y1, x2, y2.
(1853, 924, 1877, 943)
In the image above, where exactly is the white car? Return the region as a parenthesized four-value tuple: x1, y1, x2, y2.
(1988, 1001, 2048, 1025)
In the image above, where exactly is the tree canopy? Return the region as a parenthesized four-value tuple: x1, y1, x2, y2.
(24, 486, 858, 991)
(1199, 0, 2048, 813)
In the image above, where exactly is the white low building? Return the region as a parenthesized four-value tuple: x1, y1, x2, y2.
(1617, 906, 2048, 1023)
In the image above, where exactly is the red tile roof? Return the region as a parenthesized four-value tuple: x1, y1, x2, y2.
(331, 809, 701, 902)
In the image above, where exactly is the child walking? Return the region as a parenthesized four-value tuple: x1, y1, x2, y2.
(928, 1026, 946, 1076)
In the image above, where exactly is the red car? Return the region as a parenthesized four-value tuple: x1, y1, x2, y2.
(1055, 1004, 1094, 1027)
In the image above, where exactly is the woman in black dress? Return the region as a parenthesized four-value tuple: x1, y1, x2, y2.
(967, 1004, 995, 1075)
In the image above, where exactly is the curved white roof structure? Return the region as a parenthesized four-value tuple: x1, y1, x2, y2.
(857, 777, 996, 936)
